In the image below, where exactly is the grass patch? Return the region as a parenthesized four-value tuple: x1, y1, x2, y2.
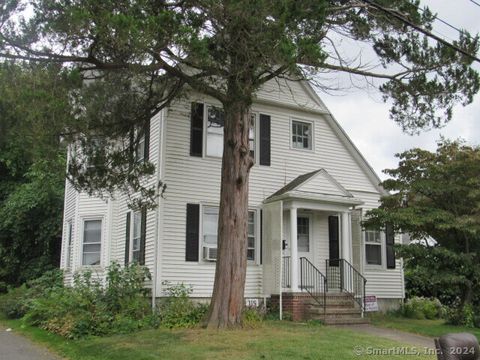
(1, 316, 437, 360)
(370, 314, 480, 340)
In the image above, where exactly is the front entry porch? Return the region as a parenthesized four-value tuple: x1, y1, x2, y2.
(262, 169, 368, 323)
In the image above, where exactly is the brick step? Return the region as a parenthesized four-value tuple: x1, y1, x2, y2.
(308, 307, 362, 316)
(323, 317, 370, 325)
(305, 299, 357, 307)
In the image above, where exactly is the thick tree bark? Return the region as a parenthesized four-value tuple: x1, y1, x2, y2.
(205, 97, 254, 329)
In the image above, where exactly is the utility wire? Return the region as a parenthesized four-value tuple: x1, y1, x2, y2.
(469, 0, 480, 8)
(411, 3, 465, 37)
(360, 0, 480, 64)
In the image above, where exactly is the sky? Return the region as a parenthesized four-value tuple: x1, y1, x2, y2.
(320, 0, 480, 180)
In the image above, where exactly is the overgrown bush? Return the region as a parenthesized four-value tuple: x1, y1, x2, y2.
(445, 300, 478, 328)
(158, 281, 208, 328)
(400, 297, 444, 320)
(0, 269, 63, 319)
(22, 262, 158, 338)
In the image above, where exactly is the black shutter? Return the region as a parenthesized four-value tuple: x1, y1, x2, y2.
(185, 203, 200, 262)
(139, 208, 147, 265)
(143, 120, 150, 161)
(190, 103, 204, 157)
(124, 212, 131, 265)
(328, 216, 339, 266)
(260, 209, 263, 265)
(385, 223, 396, 269)
(259, 114, 271, 166)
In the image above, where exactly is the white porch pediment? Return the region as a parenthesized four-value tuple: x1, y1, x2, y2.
(265, 169, 364, 208)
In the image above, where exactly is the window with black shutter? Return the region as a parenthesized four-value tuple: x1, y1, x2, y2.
(185, 203, 200, 261)
(190, 103, 204, 157)
(328, 216, 339, 266)
(259, 114, 271, 166)
(385, 223, 396, 269)
(124, 212, 131, 265)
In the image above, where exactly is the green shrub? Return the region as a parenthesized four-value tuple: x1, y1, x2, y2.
(0, 269, 64, 319)
(158, 281, 208, 328)
(401, 297, 443, 320)
(22, 262, 157, 338)
(0, 285, 29, 318)
(243, 305, 265, 328)
(446, 302, 477, 328)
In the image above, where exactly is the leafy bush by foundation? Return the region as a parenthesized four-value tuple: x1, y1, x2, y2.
(158, 281, 208, 328)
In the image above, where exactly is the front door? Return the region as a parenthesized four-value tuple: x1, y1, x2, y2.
(297, 215, 313, 262)
(297, 214, 314, 289)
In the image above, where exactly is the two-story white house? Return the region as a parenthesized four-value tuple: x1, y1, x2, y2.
(60, 78, 405, 323)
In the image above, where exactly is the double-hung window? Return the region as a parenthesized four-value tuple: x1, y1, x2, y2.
(249, 114, 256, 160)
(201, 206, 256, 262)
(82, 219, 102, 266)
(135, 133, 146, 163)
(365, 230, 382, 266)
(247, 211, 256, 260)
(206, 106, 225, 157)
(131, 211, 142, 263)
(65, 220, 73, 268)
(192, 103, 267, 164)
(291, 120, 312, 150)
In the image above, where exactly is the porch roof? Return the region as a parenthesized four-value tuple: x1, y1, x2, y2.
(264, 168, 364, 207)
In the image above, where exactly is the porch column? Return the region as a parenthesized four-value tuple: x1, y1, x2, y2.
(341, 211, 352, 263)
(290, 207, 299, 292)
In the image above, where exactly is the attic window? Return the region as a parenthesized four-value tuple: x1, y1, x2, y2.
(291, 120, 312, 150)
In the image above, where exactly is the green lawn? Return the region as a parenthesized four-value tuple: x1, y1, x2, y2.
(0, 318, 437, 360)
(370, 314, 480, 340)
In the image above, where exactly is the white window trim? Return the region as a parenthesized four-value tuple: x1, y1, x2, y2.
(80, 217, 104, 268)
(249, 112, 259, 164)
(127, 211, 142, 264)
(296, 213, 314, 263)
(204, 103, 224, 159)
(364, 230, 385, 270)
(199, 203, 260, 265)
(65, 220, 73, 269)
(201, 102, 259, 164)
(134, 130, 146, 163)
(290, 117, 315, 152)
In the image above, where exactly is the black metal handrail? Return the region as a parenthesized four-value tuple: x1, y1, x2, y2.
(325, 258, 367, 310)
(300, 257, 327, 315)
(282, 256, 291, 288)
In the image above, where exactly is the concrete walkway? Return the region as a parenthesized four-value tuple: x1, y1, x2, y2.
(336, 323, 435, 349)
(0, 325, 60, 360)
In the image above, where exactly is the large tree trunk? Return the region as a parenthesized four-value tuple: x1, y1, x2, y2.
(205, 98, 253, 329)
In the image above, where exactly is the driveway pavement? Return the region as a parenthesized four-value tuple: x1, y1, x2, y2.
(336, 323, 435, 349)
(0, 325, 60, 360)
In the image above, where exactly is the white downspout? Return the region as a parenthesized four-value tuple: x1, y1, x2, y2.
(279, 200, 284, 321)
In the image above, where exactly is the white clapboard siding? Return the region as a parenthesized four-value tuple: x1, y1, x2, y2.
(350, 190, 405, 299)
(61, 112, 162, 287)
(108, 112, 162, 284)
(60, 78, 404, 301)
(159, 89, 384, 298)
(256, 79, 326, 112)
(60, 179, 78, 284)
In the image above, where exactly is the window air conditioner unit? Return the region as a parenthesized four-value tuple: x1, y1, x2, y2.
(203, 246, 218, 261)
